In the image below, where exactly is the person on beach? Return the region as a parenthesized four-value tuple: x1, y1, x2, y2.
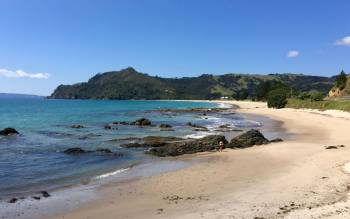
(218, 140, 225, 152)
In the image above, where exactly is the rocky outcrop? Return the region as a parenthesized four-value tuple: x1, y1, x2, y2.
(227, 129, 269, 148)
(0, 127, 19, 136)
(148, 135, 227, 157)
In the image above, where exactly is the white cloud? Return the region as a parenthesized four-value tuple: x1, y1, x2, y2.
(287, 50, 299, 58)
(335, 36, 350, 46)
(0, 69, 50, 79)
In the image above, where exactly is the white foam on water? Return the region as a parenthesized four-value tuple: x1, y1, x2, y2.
(94, 168, 130, 179)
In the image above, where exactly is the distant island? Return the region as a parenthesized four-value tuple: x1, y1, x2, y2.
(0, 93, 43, 99)
(48, 67, 335, 100)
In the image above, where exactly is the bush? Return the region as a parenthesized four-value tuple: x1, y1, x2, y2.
(297, 91, 311, 100)
(335, 70, 347, 90)
(309, 91, 324, 101)
(267, 89, 288, 109)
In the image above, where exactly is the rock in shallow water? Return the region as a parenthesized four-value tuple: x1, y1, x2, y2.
(148, 135, 228, 157)
(0, 127, 19, 136)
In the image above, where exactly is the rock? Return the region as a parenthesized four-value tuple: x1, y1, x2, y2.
(120, 143, 144, 148)
(159, 124, 172, 128)
(70, 124, 84, 129)
(32, 196, 41, 200)
(270, 138, 283, 143)
(8, 198, 18, 203)
(148, 135, 228, 157)
(95, 148, 113, 153)
(186, 122, 209, 131)
(104, 124, 112, 129)
(134, 118, 151, 126)
(113, 121, 130, 125)
(120, 136, 183, 148)
(218, 124, 231, 129)
(325, 146, 338, 149)
(0, 127, 19, 136)
(41, 191, 50, 198)
(227, 129, 269, 148)
(63, 147, 87, 154)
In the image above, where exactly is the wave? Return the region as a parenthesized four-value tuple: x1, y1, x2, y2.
(94, 168, 130, 179)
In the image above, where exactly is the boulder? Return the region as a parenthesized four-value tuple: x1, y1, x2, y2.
(0, 127, 19, 136)
(148, 135, 228, 157)
(134, 118, 151, 126)
(120, 136, 183, 148)
(227, 129, 269, 148)
(95, 148, 113, 153)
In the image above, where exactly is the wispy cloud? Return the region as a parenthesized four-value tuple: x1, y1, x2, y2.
(335, 36, 350, 46)
(0, 68, 50, 79)
(287, 50, 299, 58)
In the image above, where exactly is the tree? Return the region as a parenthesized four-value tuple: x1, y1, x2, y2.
(267, 89, 288, 109)
(309, 91, 324, 101)
(335, 70, 347, 90)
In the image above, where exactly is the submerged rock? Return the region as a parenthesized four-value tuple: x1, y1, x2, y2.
(159, 124, 172, 128)
(63, 147, 122, 156)
(63, 147, 87, 154)
(148, 135, 228, 157)
(41, 191, 50, 198)
(0, 127, 19, 136)
(120, 136, 183, 148)
(186, 122, 209, 131)
(228, 129, 269, 148)
(70, 124, 85, 129)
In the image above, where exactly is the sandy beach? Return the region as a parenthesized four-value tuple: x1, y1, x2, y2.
(48, 101, 350, 219)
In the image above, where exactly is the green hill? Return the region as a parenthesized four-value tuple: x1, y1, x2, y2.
(49, 67, 335, 100)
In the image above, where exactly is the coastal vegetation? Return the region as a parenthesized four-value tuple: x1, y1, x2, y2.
(49, 67, 335, 100)
(286, 99, 350, 112)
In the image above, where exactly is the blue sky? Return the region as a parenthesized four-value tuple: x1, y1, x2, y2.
(0, 0, 349, 95)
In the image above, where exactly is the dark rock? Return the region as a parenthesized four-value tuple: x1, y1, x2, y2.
(113, 121, 130, 125)
(120, 143, 145, 148)
(148, 135, 228, 157)
(70, 124, 85, 129)
(325, 146, 338, 149)
(159, 124, 172, 128)
(8, 198, 18, 203)
(134, 118, 151, 126)
(41, 191, 50, 198)
(63, 147, 87, 154)
(32, 196, 41, 200)
(186, 122, 209, 131)
(270, 138, 283, 143)
(95, 148, 113, 153)
(227, 129, 269, 148)
(218, 124, 231, 129)
(0, 127, 19, 136)
(104, 124, 112, 129)
(120, 136, 183, 148)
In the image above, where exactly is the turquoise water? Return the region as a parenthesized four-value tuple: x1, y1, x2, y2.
(0, 99, 258, 198)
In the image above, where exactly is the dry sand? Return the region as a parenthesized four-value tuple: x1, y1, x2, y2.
(49, 101, 350, 219)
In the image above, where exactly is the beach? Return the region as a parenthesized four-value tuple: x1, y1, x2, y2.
(43, 100, 350, 219)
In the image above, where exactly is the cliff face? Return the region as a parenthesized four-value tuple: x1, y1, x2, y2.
(49, 67, 335, 100)
(328, 76, 350, 99)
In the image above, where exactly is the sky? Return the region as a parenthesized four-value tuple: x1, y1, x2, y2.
(0, 0, 349, 96)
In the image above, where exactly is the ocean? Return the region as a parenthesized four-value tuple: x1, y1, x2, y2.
(0, 99, 261, 199)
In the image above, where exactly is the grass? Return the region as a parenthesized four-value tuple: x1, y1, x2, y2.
(286, 98, 350, 112)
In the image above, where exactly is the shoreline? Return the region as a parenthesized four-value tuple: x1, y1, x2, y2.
(6, 100, 350, 219)
(51, 100, 350, 218)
